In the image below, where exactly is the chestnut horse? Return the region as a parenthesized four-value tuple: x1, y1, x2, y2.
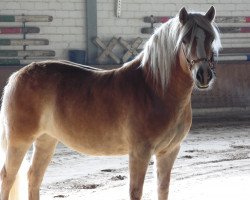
(0, 6, 221, 200)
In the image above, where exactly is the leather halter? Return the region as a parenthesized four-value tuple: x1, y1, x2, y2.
(182, 45, 215, 71)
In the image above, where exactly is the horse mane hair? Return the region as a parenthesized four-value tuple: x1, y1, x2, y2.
(140, 12, 222, 89)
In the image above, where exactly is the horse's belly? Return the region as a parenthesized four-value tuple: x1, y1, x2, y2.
(52, 129, 129, 156)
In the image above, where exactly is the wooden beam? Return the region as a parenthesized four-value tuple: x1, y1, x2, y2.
(216, 16, 250, 23)
(143, 16, 250, 24)
(220, 27, 250, 33)
(216, 55, 250, 62)
(0, 27, 40, 34)
(0, 50, 55, 57)
(0, 59, 20, 66)
(0, 15, 53, 22)
(142, 26, 250, 35)
(0, 39, 49, 46)
(220, 48, 250, 54)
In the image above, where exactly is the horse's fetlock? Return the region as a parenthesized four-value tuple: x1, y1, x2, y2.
(130, 188, 142, 200)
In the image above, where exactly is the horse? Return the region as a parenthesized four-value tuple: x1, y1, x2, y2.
(0, 6, 221, 200)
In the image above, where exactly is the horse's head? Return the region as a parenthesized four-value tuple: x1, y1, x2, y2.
(178, 6, 221, 90)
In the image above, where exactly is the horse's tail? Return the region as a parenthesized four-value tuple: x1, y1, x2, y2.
(0, 114, 28, 200)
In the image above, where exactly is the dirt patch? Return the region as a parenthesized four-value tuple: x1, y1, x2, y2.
(53, 194, 69, 198)
(101, 169, 117, 172)
(231, 145, 250, 149)
(111, 175, 127, 181)
(181, 155, 193, 159)
(71, 184, 101, 190)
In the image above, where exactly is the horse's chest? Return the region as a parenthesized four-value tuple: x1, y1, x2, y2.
(156, 107, 192, 152)
(172, 115, 191, 142)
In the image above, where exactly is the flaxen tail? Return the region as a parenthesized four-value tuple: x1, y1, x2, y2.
(0, 116, 28, 200)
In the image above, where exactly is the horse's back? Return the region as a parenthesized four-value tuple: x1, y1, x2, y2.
(1, 61, 131, 154)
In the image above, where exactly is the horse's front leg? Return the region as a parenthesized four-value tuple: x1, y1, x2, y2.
(156, 146, 180, 200)
(129, 148, 152, 200)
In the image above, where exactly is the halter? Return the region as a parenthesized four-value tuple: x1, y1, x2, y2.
(182, 45, 215, 71)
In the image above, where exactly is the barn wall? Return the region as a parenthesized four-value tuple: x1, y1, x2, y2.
(1, 0, 249, 60)
(192, 63, 250, 108)
(97, 0, 250, 49)
(0, 0, 86, 60)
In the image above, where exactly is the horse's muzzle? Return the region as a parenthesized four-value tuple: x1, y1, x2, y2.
(195, 64, 214, 89)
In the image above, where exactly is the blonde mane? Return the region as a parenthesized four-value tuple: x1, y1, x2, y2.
(141, 12, 221, 89)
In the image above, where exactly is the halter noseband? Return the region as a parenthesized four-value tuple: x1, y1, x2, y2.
(187, 54, 215, 70)
(182, 45, 215, 71)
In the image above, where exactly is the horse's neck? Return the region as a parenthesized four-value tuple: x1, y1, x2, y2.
(120, 57, 193, 110)
(166, 63, 194, 104)
(141, 61, 194, 106)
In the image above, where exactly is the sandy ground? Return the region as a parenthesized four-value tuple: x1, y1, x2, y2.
(34, 111, 250, 200)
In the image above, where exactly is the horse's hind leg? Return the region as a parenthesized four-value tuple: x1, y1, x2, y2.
(156, 146, 180, 200)
(0, 137, 33, 200)
(28, 134, 57, 200)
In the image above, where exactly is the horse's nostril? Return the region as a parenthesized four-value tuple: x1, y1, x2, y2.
(196, 68, 203, 83)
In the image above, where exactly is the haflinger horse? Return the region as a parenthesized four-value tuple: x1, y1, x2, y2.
(0, 6, 221, 200)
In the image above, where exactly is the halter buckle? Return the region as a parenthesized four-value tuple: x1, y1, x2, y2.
(190, 60, 195, 65)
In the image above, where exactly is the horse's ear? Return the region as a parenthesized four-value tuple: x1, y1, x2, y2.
(205, 6, 215, 22)
(179, 7, 188, 25)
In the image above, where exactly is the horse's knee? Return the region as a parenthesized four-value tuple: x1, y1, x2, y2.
(0, 165, 15, 187)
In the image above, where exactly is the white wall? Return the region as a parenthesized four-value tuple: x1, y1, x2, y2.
(97, 0, 250, 49)
(1, 0, 250, 61)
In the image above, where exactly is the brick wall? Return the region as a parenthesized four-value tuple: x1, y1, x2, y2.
(1, 0, 250, 60)
(0, 0, 86, 60)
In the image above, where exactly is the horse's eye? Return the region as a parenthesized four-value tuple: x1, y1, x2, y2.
(182, 38, 188, 45)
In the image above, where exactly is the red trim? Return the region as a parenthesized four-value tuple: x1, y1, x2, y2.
(0, 27, 21, 34)
(160, 17, 170, 23)
(241, 27, 250, 33)
(246, 17, 250, 22)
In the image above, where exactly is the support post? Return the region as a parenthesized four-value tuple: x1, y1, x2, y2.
(86, 0, 98, 65)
